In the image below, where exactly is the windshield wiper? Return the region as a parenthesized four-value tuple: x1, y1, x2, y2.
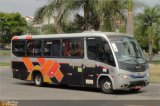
(129, 55, 148, 63)
(135, 56, 148, 62)
(122, 59, 138, 64)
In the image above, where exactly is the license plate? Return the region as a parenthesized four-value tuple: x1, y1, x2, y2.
(134, 86, 142, 89)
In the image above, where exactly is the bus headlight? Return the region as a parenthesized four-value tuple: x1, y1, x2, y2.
(146, 73, 149, 77)
(118, 73, 128, 79)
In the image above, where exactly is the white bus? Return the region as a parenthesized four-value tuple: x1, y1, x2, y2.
(11, 31, 149, 94)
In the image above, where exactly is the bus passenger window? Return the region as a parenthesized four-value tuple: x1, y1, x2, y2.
(34, 40, 42, 56)
(62, 40, 71, 56)
(86, 39, 97, 60)
(52, 40, 60, 57)
(44, 41, 52, 56)
(12, 40, 26, 56)
(26, 41, 34, 56)
(62, 38, 84, 58)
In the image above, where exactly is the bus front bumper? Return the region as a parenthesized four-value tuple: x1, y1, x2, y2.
(120, 80, 149, 89)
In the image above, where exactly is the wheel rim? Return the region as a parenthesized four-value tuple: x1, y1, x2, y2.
(35, 75, 41, 85)
(103, 81, 112, 91)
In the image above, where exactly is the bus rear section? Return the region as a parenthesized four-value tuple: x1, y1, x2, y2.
(11, 32, 149, 94)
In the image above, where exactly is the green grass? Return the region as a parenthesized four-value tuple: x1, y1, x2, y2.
(0, 62, 10, 66)
(152, 60, 160, 64)
(0, 50, 10, 56)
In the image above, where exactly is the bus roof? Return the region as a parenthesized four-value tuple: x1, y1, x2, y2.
(12, 31, 133, 40)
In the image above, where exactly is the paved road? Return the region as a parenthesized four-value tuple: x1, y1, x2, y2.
(0, 66, 160, 100)
(0, 55, 11, 63)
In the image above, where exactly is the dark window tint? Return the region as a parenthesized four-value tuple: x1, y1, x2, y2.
(62, 38, 84, 58)
(26, 40, 42, 56)
(12, 40, 26, 56)
(86, 38, 97, 60)
(44, 40, 60, 57)
(87, 37, 115, 66)
(52, 40, 60, 56)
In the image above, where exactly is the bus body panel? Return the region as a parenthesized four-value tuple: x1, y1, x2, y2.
(12, 57, 116, 88)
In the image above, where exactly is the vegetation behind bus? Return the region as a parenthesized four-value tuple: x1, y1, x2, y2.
(0, 12, 27, 44)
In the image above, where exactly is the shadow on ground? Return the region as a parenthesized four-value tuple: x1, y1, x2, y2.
(14, 82, 145, 95)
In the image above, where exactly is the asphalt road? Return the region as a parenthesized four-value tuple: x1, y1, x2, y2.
(0, 66, 160, 101)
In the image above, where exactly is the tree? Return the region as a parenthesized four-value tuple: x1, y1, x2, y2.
(0, 12, 27, 44)
(34, 0, 70, 34)
(94, 0, 126, 32)
(27, 24, 40, 35)
(64, 0, 126, 32)
(135, 5, 160, 61)
(126, 0, 133, 36)
(34, 0, 126, 33)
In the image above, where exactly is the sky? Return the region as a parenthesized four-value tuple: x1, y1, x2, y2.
(0, 0, 160, 17)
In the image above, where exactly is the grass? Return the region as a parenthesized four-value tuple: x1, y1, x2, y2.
(149, 64, 160, 83)
(0, 62, 10, 66)
(0, 49, 10, 56)
(152, 60, 160, 64)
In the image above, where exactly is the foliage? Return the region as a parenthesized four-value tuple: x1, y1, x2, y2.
(41, 24, 56, 34)
(34, 0, 71, 33)
(0, 12, 27, 44)
(34, 0, 126, 33)
(94, 0, 126, 31)
(134, 5, 160, 62)
(27, 24, 40, 35)
(134, 5, 160, 55)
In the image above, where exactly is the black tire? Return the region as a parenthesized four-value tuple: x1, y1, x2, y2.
(129, 88, 141, 92)
(34, 73, 43, 87)
(100, 78, 113, 94)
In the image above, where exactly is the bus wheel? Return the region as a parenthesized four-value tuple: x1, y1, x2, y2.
(34, 73, 43, 87)
(100, 78, 113, 94)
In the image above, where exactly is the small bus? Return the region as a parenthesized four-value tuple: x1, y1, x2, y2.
(11, 31, 149, 94)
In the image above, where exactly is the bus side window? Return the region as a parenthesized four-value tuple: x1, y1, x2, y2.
(62, 38, 84, 58)
(87, 37, 116, 67)
(26, 40, 34, 56)
(12, 40, 26, 56)
(44, 40, 52, 56)
(86, 38, 97, 60)
(70, 39, 83, 57)
(87, 38, 106, 62)
(52, 40, 60, 57)
(103, 40, 116, 67)
(62, 39, 71, 57)
(34, 40, 42, 56)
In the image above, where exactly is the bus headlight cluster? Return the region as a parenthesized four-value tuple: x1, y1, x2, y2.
(118, 73, 128, 79)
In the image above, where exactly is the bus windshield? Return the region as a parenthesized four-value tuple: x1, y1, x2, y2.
(108, 36, 145, 64)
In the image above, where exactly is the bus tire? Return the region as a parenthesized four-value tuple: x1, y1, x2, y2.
(100, 78, 113, 94)
(34, 73, 43, 87)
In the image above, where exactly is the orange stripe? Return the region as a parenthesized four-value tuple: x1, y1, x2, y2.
(37, 58, 45, 66)
(22, 57, 34, 72)
(41, 60, 54, 76)
(55, 70, 63, 82)
(47, 61, 59, 78)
